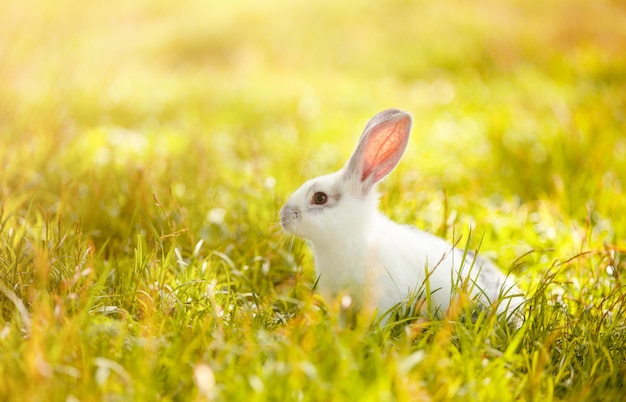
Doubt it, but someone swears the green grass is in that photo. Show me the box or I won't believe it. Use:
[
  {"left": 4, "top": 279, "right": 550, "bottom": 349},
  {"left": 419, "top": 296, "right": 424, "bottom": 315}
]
[{"left": 1, "top": 0, "right": 625, "bottom": 400}]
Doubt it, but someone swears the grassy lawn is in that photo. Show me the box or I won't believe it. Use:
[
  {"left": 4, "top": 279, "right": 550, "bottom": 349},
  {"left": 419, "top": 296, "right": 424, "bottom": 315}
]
[{"left": 1, "top": 0, "right": 625, "bottom": 400}]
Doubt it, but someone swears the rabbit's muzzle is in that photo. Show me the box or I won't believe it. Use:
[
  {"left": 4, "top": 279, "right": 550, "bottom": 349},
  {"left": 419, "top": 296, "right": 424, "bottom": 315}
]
[{"left": 280, "top": 204, "right": 300, "bottom": 232}]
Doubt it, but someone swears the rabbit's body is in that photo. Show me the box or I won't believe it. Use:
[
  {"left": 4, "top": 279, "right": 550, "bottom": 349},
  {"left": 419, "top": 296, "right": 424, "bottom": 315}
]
[
  {"left": 311, "top": 212, "right": 458, "bottom": 314},
  {"left": 280, "top": 109, "right": 524, "bottom": 321}
]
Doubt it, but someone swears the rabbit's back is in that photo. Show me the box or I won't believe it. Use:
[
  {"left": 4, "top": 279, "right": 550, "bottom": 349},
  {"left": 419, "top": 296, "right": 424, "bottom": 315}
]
[{"left": 358, "top": 215, "right": 522, "bottom": 316}]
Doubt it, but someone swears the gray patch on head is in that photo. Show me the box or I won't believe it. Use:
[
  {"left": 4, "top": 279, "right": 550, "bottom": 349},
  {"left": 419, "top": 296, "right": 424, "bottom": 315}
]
[
  {"left": 331, "top": 182, "right": 343, "bottom": 203},
  {"left": 306, "top": 207, "right": 324, "bottom": 215}
]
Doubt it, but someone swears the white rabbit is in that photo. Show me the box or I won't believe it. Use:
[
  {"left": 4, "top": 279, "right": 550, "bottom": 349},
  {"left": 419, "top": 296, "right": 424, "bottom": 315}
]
[{"left": 280, "top": 108, "right": 524, "bottom": 323}]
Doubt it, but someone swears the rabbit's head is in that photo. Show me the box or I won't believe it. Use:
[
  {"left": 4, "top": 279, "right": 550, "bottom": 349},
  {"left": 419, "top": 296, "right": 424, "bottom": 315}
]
[{"left": 280, "top": 109, "right": 412, "bottom": 245}]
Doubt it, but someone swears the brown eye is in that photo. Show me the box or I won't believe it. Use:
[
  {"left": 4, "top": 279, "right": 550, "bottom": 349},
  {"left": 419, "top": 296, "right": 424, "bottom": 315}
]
[{"left": 312, "top": 192, "right": 328, "bottom": 205}]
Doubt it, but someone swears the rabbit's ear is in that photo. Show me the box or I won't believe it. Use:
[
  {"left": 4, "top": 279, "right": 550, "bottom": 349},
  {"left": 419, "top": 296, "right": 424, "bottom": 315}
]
[{"left": 344, "top": 109, "right": 412, "bottom": 194}]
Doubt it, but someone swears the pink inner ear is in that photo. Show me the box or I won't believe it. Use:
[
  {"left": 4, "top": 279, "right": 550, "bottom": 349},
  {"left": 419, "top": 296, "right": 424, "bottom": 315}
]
[{"left": 361, "top": 119, "right": 409, "bottom": 183}]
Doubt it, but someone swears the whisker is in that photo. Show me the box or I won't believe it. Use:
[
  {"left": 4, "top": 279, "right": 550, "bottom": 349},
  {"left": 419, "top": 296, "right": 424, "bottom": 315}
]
[
  {"left": 287, "top": 233, "right": 295, "bottom": 255},
  {"left": 267, "top": 218, "right": 285, "bottom": 235},
  {"left": 280, "top": 234, "right": 298, "bottom": 267}
]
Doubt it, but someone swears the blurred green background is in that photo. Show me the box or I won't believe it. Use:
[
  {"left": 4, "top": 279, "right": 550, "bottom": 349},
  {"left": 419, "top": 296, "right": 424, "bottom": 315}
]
[
  {"left": 2, "top": 0, "right": 625, "bottom": 288},
  {"left": 3, "top": 2, "right": 624, "bottom": 195},
  {"left": 1, "top": 0, "right": 626, "bottom": 400},
  {"left": 2, "top": 0, "right": 625, "bottom": 293}
]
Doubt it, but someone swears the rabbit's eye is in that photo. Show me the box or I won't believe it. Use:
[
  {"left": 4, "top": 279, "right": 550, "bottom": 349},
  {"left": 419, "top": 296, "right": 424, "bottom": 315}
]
[{"left": 312, "top": 192, "right": 328, "bottom": 205}]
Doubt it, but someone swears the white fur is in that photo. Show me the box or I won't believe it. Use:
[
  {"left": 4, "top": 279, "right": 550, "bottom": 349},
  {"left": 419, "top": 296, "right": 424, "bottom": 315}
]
[{"left": 280, "top": 109, "right": 524, "bottom": 322}]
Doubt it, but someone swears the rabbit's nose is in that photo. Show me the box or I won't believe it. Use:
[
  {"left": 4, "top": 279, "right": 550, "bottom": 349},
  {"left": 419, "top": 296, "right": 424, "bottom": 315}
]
[{"left": 280, "top": 204, "right": 300, "bottom": 230}]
